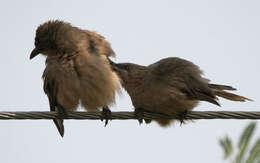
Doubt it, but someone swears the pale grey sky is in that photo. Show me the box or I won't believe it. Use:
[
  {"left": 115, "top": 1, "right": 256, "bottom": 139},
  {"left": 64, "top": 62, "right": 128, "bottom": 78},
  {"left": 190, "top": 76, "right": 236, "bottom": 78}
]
[{"left": 0, "top": 0, "right": 259, "bottom": 162}]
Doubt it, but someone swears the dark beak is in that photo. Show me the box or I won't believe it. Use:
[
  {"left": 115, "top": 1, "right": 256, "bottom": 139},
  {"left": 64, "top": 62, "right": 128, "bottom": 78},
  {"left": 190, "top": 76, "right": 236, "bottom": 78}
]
[
  {"left": 114, "top": 63, "right": 126, "bottom": 69},
  {"left": 30, "top": 48, "right": 40, "bottom": 59},
  {"left": 107, "top": 58, "right": 116, "bottom": 66},
  {"left": 108, "top": 58, "right": 120, "bottom": 72}
]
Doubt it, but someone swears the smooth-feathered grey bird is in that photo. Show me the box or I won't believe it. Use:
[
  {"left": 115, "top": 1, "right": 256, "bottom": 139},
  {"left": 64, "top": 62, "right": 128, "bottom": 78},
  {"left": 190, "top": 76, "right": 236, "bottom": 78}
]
[
  {"left": 30, "top": 20, "right": 120, "bottom": 137},
  {"left": 110, "top": 57, "right": 252, "bottom": 126}
]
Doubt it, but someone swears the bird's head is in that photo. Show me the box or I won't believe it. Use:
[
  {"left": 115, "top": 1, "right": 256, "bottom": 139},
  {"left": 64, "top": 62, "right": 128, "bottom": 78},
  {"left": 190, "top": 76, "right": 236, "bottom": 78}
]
[
  {"left": 30, "top": 20, "right": 78, "bottom": 59},
  {"left": 111, "top": 62, "right": 148, "bottom": 86}
]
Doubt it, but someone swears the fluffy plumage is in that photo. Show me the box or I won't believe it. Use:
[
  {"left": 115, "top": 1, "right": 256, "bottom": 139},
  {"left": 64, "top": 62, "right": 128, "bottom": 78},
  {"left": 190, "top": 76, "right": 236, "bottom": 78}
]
[{"left": 30, "top": 20, "right": 120, "bottom": 136}]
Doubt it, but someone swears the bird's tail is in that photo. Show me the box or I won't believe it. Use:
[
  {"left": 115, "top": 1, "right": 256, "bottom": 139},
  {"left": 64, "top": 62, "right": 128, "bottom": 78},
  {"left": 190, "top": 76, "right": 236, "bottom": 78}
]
[
  {"left": 213, "top": 90, "right": 252, "bottom": 102},
  {"left": 54, "top": 104, "right": 66, "bottom": 137},
  {"left": 53, "top": 119, "right": 64, "bottom": 137},
  {"left": 208, "top": 84, "right": 236, "bottom": 91},
  {"left": 210, "top": 84, "right": 252, "bottom": 102}
]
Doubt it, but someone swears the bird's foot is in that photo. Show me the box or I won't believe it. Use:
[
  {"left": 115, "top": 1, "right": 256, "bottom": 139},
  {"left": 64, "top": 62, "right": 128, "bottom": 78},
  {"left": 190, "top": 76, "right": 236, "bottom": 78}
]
[
  {"left": 135, "top": 108, "right": 147, "bottom": 125},
  {"left": 178, "top": 110, "right": 188, "bottom": 126},
  {"left": 101, "top": 106, "right": 111, "bottom": 127}
]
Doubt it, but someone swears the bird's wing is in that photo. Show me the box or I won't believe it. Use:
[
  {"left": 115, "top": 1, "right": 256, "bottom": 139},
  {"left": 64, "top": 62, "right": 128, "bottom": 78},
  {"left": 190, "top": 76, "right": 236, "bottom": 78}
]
[
  {"left": 149, "top": 57, "right": 220, "bottom": 106},
  {"left": 83, "top": 30, "right": 115, "bottom": 57},
  {"left": 43, "top": 68, "right": 64, "bottom": 137}
]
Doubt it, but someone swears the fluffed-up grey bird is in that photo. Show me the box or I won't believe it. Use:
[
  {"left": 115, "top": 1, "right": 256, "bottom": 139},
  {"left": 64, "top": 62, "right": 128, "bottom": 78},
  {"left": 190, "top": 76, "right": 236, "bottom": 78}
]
[
  {"left": 109, "top": 57, "right": 252, "bottom": 126},
  {"left": 30, "top": 20, "right": 120, "bottom": 137}
]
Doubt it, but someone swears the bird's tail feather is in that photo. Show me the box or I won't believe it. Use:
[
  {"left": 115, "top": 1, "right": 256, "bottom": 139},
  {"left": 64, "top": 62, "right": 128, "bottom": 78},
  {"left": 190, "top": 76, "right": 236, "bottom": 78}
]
[
  {"left": 208, "top": 84, "right": 236, "bottom": 91},
  {"left": 213, "top": 89, "right": 252, "bottom": 102},
  {"left": 53, "top": 119, "right": 64, "bottom": 137}
]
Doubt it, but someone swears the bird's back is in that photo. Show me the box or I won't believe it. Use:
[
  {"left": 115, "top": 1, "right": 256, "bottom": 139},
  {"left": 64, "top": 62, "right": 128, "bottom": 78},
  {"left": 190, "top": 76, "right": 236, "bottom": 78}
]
[
  {"left": 83, "top": 30, "right": 115, "bottom": 57},
  {"left": 147, "top": 57, "right": 219, "bottom": 107},
  {"left": 148, "top": 57, "right": 203, "bottom": 81}
]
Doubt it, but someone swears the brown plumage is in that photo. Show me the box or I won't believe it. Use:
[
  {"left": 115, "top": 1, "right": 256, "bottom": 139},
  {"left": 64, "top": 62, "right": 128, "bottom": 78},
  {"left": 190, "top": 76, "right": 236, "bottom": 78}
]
[
  {"left": 110, "top": 57, "right": 252, "bottom": 126},
  {"left": 30, "top": 20, "right": 120, "bottom": 137}
]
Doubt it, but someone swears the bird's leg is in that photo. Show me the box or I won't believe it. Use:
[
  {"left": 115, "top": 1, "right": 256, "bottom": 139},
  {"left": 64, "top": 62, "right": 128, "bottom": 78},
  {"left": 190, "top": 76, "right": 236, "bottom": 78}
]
[
  {"left": 101, "top": 106, "right": 111, "bottom": 127},
  {"left": 178, "top": 110, "right": 188, "bottom": 126},
  {"left": 135, "top": 108, "right": 153, "bottom": 125}
]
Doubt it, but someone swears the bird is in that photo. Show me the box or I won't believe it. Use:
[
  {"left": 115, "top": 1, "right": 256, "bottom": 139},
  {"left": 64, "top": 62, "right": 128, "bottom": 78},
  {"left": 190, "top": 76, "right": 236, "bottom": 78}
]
[
  {"left": 30, "top": 20, "right": 120, "bottom": 137},
  {"left": 109, "top": 57, "right": 252, "bottom": 126}
]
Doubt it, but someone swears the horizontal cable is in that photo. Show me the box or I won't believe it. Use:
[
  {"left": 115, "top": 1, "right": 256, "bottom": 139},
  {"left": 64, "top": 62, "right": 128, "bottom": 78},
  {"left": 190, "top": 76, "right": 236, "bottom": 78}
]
[{"left": 0, "top": 111, "right": 259, "bottom": 120}]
